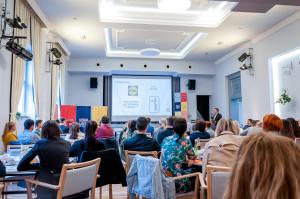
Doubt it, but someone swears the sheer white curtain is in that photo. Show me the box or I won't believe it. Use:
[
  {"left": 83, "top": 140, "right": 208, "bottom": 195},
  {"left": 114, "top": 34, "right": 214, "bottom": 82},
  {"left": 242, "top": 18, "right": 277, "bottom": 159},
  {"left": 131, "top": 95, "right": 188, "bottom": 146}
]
[
  {"left": 10, "top": 0, "right": 30, "bottom": 122},
  {"left": 31, "top": 16, "right": 42, "bottom": 119}
]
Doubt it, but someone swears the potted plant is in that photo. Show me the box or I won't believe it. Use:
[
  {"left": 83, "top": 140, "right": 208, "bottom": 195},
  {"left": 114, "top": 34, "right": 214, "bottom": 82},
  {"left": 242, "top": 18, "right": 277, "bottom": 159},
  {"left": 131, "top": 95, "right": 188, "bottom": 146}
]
[{"left": 276, "top": 90, "right": 291, "bottom": 105}]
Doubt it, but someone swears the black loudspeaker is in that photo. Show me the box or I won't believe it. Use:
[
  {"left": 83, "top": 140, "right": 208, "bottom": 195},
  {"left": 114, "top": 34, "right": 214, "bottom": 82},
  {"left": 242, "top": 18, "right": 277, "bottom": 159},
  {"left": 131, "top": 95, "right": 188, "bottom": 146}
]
[
  {"left": 188, "top": 79, "right": 196, "bottom": 90},
  {"left": 90, "top": 77, "right": 98, "bottom": 88}
]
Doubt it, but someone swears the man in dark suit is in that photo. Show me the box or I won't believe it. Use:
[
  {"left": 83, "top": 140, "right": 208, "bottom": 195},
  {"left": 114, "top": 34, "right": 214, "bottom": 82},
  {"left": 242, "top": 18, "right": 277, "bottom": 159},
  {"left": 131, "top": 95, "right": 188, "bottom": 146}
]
[
  {"left": 156, "top": 116, "right": 175, "bottom": 146},
  {"left": 211, "top": 107, "right": 222, "bottom": 129}
]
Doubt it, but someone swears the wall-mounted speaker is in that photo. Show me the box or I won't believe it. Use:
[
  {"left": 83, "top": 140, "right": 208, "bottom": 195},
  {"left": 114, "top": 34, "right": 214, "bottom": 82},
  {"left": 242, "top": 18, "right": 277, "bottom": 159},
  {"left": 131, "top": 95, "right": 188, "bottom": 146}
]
[
  {"left": 90, "top": 77, "right": 98, "bottom": 88},
  {"left": 188, "top": 79, "right": 196, "bottom": 90}
]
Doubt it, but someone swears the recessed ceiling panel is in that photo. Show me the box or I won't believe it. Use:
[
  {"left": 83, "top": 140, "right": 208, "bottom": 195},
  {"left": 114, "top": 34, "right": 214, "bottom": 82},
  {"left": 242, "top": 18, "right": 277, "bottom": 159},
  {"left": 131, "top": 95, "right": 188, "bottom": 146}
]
[
  {"left": 105, "top": 27, "right": 207, "bottom": 59},
  {"left": 111, "top": 29, "right": 193, "bottom": 51},
  {"left": 99, "top": 0, "right": 237, "bottom": 27}
]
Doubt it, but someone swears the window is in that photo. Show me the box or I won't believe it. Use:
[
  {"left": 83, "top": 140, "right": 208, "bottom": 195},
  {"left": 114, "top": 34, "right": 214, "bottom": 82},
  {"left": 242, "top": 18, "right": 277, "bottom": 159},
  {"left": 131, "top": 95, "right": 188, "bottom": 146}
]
[{"left": 17, "top": 46, "right": 36, "bottom": 118}]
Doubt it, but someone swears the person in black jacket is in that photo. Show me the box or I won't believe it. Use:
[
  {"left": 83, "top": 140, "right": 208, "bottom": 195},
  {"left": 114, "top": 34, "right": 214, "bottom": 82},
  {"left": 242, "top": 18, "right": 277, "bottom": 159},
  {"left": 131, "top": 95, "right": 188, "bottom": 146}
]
[
  {"left": 17, "top": 120, "right": 71, "bottom": 199},
  {"left": 69, "top": 121, "right": 105, "bottom": 160},
  {"left": 189, "top": 120, "right": 210, "bottom": 147}
]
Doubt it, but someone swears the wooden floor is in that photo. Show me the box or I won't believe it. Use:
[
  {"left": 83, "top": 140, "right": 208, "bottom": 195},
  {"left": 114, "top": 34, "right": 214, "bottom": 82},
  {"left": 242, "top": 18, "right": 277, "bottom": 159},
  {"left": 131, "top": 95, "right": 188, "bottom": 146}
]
[{"left": 5, "top": 184, "right": 128, "bottom": 199}]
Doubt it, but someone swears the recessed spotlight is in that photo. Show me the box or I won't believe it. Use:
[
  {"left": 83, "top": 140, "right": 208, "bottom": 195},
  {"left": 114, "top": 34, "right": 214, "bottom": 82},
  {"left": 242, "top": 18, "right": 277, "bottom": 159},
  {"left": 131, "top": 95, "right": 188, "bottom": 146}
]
[
  {"left": 188, "top": 65, "right": 192, "bottom": 69},
  {"left": 166, "top": 65, "right": 170, "bottom": 68},
  {"left": 120, "top": 64, "right": 124, "bottom": 67},
  {"left": 144, "top": 64, "right": 147, "bottom": 68},
  {"left": 96, "top": 63, "right": 100, "bottom": 67}
]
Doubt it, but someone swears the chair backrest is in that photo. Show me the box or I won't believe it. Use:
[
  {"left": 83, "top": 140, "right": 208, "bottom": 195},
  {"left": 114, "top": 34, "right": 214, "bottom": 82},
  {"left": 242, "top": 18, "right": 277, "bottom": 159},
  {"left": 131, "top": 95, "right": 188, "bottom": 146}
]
[
  {"left": 195, "top": 138, "right": 210, "bottom": 149},
  {"left": 295, "top": 138, "right": 300, "bottom": 145},
  {"left": 99, "top": 137, "right": 118, "bottom": 151},
  {"left": 57, "top": 158, "right": 100, "bottom": 198},
  {"left": 207, "top": 166, "right": 231, "bottom": 199},
  {"left": 124, "top": 150, "right": 158, "bottom": 174}
]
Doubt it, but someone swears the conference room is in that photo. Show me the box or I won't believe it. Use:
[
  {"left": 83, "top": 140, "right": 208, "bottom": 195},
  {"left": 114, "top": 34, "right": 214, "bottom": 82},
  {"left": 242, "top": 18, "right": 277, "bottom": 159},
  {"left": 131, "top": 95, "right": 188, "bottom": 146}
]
[{"left": 0, "top": 0, "right": 300, "bottom": 198}]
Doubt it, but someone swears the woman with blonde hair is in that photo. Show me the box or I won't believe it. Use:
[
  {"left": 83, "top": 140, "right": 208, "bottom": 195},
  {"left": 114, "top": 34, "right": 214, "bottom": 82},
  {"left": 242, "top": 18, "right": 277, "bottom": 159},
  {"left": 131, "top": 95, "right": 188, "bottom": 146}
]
[
  {"left": 202, "top": 118, "right": 242, "bottom": 178},
  {"left": 2, "top": 122, "right": 18, "bottom": 150},
  {"left": 224, "top": 133, "right": 300, "bottom": 199}
]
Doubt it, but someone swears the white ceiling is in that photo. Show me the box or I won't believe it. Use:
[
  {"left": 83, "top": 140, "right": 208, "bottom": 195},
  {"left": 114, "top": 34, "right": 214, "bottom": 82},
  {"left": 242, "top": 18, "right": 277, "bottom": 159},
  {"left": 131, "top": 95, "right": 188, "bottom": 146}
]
[{"left": 35, "top": 0, "right": 300, "bottom": 61}]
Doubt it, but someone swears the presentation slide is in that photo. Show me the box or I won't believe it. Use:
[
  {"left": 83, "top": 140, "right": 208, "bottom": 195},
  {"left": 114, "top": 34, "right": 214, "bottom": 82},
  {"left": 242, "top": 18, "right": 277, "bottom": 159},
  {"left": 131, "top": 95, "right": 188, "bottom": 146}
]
[{"left": 111, "top": 76, "right": 172, "bottom": 121}]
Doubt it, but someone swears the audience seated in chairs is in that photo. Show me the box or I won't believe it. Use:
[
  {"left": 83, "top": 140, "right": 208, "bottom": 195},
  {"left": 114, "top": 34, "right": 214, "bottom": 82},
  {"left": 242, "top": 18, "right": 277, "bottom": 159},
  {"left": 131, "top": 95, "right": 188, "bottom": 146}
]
[
  {"left": 32, "top": 120, "right": 43, "bottom": 138},
  {"left": 59, "top": 118, "right": 69, "bottom": 134},
  {"left": 161, "top": 117, "right": 196, "bottom": 193},
  {"left": 2, "top": 122, "right": 18, "bottom": 151},
  {"left": 95, "top": 116, "right": 114, "bottom": 139},
  {"left": 65, "top": 122, "right": 84, "bottom": 143},
  {"left": 124, "top": 117, "right": 160, "bottom": 152},
  {"left": 189, "top": 120, "right": 210, "bottom": 147},
  {"left": 224, "top": 133, "right": 300, "bottom": 199},
  {"left": 17, "top": 120, "right": 71, "bottom": 199},
  {"left": 153, "top": 118, "right": 167, "bottom": 140},
  {"left": 119, "top": 120, "right": 137, "bottom": 144},
  {"left": 156, "top": 116, "right": 175, "bottom": 146},
  {"left": 70, "top": 121, "right": 105, "bottom": 161},
  {"left": 202, "top": 118, "right": 242, "bottom": 179},
  {"left": 205, "top": 121, "right": 215, "bottom": 138},
  {"left": 146, "top": 117, "right": 155, "bottom": 136},
  {"left": 18, "top": 119, "right": 39, "bottom": 144}
]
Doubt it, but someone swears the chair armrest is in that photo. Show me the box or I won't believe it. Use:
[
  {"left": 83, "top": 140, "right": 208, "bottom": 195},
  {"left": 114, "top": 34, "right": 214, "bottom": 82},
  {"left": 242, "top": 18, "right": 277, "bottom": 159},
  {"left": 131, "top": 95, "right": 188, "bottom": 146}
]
[
  {"left": 198, "top": 173, "right": 207, "bottom": 189},
  {"left": 172, "top": 172, "right": 200, "bottom": 181},
  {"left": 25, "top": 178, "right": 59, "bottom": 190}
]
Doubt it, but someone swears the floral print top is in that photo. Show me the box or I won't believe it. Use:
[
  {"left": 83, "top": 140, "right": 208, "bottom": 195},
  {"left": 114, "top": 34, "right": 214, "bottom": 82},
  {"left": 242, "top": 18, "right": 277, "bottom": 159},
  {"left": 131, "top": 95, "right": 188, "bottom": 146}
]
[{"left": 161, "top": 134, "right": 196, "bottom": 193}]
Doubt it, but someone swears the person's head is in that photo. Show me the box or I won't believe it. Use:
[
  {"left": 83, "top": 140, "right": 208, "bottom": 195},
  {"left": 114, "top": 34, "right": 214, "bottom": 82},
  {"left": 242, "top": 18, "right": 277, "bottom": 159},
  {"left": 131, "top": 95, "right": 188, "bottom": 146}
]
[
  {"left": 2, "top": 122, "right": 16, "bottom": 140},
  {"left": 101, "top": 116, "right": 110, "bottom": 125},
  {"left": 193, "top": 121, "right": 206, "bottom": 132},
  {"left": 232, "top": 120, "right": 241, "bottom": 135},
  {"left": 173, "top": 117, "right": 187, "bottom": 139},
  {"left": 224, "top": 133, "right": 300, "bottom": 199},
  {"left": 215, "top": 118, "right": 235, "bottom": 136},
  {"left": 84, "top": 120, "right": 98, "bottom": 151},
  {"left": 255, "top": 121, "right": 262, "bottom": 128},
  {"left": 136, "top": 117, "right": 148, "bottom": 133},
  {"left": 262, "top": 114, "right": 283, "bottom": 133},
  {"left": 127, "top": 120, "right": 137, "bottom": 131},
  {"left": 35, "top": 120, "right": 43, "bottom": 129},
  {"left": 212, "top": 107, "right": 219, "bottom": 114},
  {"left": 280, "top": 119, "right": 295, "bottom": 140},
  {"left": 24, "top": 119, "right": 35, "bottom": 131},
  {"left": 69, "top": 122, "right": 80, "bottom": 140},
  {"left": 159, "top": 118, "right": 167, "bottom": 129},
  {"left": 286, "top": 118, "right": 300, "bottom": 138},
  {"left": 55, "top": 119, "right": 60, "bottom": 124},
  {"left": 60, "top": 118, "right": 66, "bottom": 125},
  {"left": 246, "top": 119, "right": 253, "bottom": 126},
  {"left": 166, "top": 116, "right": 175, "bottom": 127},
  {"left": 41, "top": 120, "right": 61, "bottom": 139}
]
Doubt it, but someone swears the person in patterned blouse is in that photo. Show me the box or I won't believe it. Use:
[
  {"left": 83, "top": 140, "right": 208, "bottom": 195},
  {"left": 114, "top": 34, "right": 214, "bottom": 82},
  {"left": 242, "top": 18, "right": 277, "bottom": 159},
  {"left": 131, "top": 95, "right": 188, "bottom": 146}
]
[{"left": 161, "top": 117, "right": 196, "bottom": 193}]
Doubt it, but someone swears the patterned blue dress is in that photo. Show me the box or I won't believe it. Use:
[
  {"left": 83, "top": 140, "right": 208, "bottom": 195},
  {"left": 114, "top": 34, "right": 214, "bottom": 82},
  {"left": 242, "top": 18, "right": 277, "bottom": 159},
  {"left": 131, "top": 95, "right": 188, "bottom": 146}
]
[{"left": 161, "top": 134, "right": 196, "bottom": 193}]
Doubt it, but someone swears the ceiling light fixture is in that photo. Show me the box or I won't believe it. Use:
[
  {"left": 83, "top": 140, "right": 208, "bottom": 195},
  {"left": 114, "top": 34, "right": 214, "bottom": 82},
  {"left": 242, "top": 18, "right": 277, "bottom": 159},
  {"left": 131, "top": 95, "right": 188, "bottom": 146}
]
[
  {"left": 140, "top": 48, "right": 161, "bottom": 57},
  {"left": 158, "top": 0, "right": 191, "bottom": 12}
]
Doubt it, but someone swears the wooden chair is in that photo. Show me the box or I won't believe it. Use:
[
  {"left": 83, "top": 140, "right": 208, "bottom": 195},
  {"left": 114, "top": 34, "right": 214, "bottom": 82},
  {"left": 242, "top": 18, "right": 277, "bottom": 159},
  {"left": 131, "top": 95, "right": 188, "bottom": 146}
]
[
  {"left": 199, "top": 166, "right": 231, "bottom": 199},
  {"left": 173, "top": 172, "right": 201, "bottom": 199},
  {"left": 25, "top": 158, "right": 101, "bottom": 199},
  {"left": 124, "top": 150, "right": 158, "bottom": 174},
  {"left": 194, "top": 139, "right": 210, "bottom": 150}
]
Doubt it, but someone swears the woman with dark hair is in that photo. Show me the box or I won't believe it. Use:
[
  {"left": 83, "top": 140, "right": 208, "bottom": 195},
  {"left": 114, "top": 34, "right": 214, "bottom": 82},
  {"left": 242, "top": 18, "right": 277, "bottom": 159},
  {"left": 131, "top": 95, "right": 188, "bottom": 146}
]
[
  {"left": 70, "top": 121, "right": 105, "bottom": 160},
  {"left": 17, "top": 120, "right": 71, "bottom": 199},
  {"left": 65, "top": 122, "right": 84, "bottom": 143},
  {"left": 280, "top": 119, "right": 295, "bottom": 140},
  {"left": 286, "top": 118, "right": 300, "bottom": 138},
  {"left": 161, "top": 117, "right": 196, "bottom": 193}
]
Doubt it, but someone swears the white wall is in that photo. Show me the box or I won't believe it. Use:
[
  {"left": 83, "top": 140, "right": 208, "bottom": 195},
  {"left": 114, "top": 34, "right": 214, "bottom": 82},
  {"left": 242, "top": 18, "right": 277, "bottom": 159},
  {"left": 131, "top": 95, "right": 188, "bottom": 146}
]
[
  {"left": 66, "top": 73, "right": 104, "bottom": 106},
  {"left": 212, "top": 17, "right": 300, "bottom": 121},
  {"left": 180, "top": 75, "right": 213, "bottom": 120},
  {"left": 65, "top": 58, "right": 216, "bottom": 120}
]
